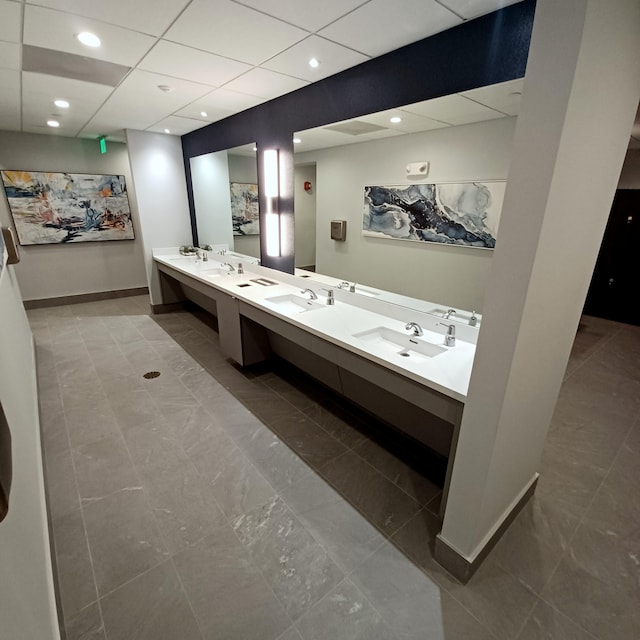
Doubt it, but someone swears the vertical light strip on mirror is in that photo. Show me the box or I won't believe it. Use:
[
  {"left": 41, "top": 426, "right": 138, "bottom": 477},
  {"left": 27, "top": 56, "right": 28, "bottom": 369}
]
[{"left": 263, "top": 149, "right": 281, "bottom": 257}]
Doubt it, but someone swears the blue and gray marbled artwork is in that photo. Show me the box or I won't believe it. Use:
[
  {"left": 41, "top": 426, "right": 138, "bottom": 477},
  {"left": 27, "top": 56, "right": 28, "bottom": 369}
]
[{"left": 363, "top": 182, "right": 506, "bottom": 249}]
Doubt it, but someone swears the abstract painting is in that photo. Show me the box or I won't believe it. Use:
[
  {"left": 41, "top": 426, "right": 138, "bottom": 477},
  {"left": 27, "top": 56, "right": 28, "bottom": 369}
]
[
  {"left": 1, "top": 171, "right": 134, "bottom": 245},
  {"left": 230, "top": 182, "right": 259, "bottom": 236},
  {"left": 363, "top": 181, "right": 506, "bottom": 249}
]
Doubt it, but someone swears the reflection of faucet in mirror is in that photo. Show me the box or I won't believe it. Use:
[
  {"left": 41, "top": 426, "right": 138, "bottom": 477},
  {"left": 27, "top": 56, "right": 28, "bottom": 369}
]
[
  {"left": 300, "top": 288, "right": 318, "bottom": 300},
  {"left": 338, "top": 281, "right": 357, "bottom": 293},
  {"left": 405, "top": 322, "right": 423, "bottom": 337}
]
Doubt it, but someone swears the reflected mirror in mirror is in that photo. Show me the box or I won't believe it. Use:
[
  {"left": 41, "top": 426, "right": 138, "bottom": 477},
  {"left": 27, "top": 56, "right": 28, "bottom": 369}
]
[
  {"left": 293, "top": 78, "right": 524, "bottom": 324},
  {"left": 191, "top": 142, "right": 260, "bottom": 261}
]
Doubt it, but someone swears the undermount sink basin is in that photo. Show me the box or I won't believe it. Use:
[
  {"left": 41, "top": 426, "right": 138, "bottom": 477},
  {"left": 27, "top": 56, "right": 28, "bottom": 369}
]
[
  {"left": 264, "top": 294, "right": 324, "bottom": 313},
  {"left": 199, "top": 267, "right": 228, "bottom": 278},
  {"left": 353, "top": 326, "right": 446, "bottom": 359}
]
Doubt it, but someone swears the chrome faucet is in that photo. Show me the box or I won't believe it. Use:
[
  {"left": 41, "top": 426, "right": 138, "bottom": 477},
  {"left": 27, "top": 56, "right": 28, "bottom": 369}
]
[
  {"left": 221, "top": 262, "right": 235, "bottom": 272},
  {"left": 444, "top": 309, "right": 457, "bottom": 320},
  {"left": 405, "top": 322, "right": 423, "bottom": 337},
  {"left": 300, "top": 288, "right": 318, "bottom": 300}
]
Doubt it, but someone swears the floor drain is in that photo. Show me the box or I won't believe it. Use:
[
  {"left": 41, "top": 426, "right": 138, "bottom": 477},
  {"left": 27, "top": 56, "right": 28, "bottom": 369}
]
[{"left": 143, "top": 371, "right": 161, "bottom": 379}]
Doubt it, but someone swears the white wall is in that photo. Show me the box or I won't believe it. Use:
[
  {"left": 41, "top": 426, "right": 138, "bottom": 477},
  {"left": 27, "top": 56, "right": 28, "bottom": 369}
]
[
  {"left": 191, "top": 151, "right": 234, "bottom": 249},
  {"left": 294, "top": 164, "right": 316, "bottom": 268},
  {"left": 618, "top": 148, "right": 640, "bottom": 188},
  {"left": 228, "top": 153, "right": 260, "bottom": 259},
  {"left": 295, "top": 117, "right": 516, "bottom": 312},
  {"left": 0, "top": 131, "right": 147, "bottom": 302},
  {"left": 0, "top": 268, "right": 60, "bottom": 640},
  {"left": 125, "top": 130, "right": 193, "bottom": 305}
]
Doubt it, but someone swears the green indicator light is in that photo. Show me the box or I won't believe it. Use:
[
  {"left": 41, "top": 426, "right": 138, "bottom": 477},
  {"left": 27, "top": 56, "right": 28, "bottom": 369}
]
[{"left": 99, "top": 136, "right": 107, "bottom": 154}]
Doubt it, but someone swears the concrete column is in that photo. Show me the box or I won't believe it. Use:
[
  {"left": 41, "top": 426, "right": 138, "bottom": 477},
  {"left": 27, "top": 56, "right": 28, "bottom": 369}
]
[{"left": 436, "top": 0, "right": 640, "bottom": 580}]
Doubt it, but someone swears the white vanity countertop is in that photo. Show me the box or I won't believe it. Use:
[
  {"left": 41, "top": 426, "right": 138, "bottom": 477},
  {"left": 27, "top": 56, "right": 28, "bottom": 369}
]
[{"left": 154, "top": 252, "right": 476, "bottom": 402}]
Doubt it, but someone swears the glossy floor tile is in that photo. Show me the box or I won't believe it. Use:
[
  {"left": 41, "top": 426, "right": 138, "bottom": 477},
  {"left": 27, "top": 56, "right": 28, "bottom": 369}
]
[{"left": 32, "top": 298, "right": 640, "bottom": 640}]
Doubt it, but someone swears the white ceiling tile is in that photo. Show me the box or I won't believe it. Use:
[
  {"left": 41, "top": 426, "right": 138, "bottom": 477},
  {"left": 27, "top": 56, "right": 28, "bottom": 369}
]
[
  {"left": 0, "top": 41, "right": 21, "bottom": 70},
  {"left": 22, "top": 119, "right": 84, "bottom": 137},
  {"left": 173, "top": 105, "right": 234, "bottom": 124},
  {"left": 139, "top": 40, "right": 251, "bottom": 87},
  {"left": 223, "top": 68, "right": 308, "bottom": 100},
  {"left": 29, "top": 0, "right": 190, "bottom": 36},
  {"left": 361, "top": 108, "right": 449, "bottom": 133},
  {"left": 402, "top": 94, "right": 505, "bottom": 125},
  {"left": 164, "top": 0, "right": 308, "bottom": 65},
  {"left": 294, "top": 127, "right": 362, "bottom": 151},
  {"left": 0, "top": 112, "right": 20, "bottom": 131},
  {"left": 87, "top": 69, "right": 214, "bottom": 132},
  {"left": 22, "top": 105, "right": 85, "bottom": 136},
  {"left": 436, "top": 0, "right": 522, "bottom": 20},
  {"left": 22, "top": 72, "right": 113, "bottom": 107},
  {"left": 77, "top": 118, "right": 128, "bottom": 141},
  {"left": 0, "top": 0, "right": 22, "bottom": 43},
  {"left": 262, "top": 35, "right": 369, "bottom": 82},
  {"left": 0, "top": 68, "right": 20, "bottom": 131},
  {"left": 174, "top": 87, "right": 265, "bottom": 122},
  {"left": 183, "top": 88, "right": 264, "bottom": 113},
  {"left": 237, "top": 0, "right": 367, "bottom": 32},
  {"left": 20, "top": 72, "right": 111, "bottom": 135},
  {"left": 460, "top": 78, "right": 524, "bottom": 115},
  {"left": 146, "top": 115, "right": 206, "bottom": 136},
  {"left": 23, "top": 4, "right": 157, "bottom": 67},
  {"left": 319, "top": 0, "right": 462, "bottom": 57}
]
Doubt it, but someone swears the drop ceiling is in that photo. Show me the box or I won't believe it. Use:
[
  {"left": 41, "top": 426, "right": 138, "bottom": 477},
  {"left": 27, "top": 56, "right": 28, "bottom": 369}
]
[
  {"left": 0, "top": 0, "right": 527, "bottom": 142},
  {"left": 1, "top": 1, "right": 637, "bottom": 148}
]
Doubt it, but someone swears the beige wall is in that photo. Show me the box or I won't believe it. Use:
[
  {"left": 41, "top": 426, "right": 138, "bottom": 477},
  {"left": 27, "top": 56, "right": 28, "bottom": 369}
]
[
  {"left": 0, "top": 268, "right": 60, "bottom": 639},
  {"left": 0, "top": 131, "right": 147, "bottom": 301}
]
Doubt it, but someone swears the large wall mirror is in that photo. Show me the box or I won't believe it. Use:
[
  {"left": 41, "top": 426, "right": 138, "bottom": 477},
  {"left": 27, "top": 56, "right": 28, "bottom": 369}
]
[
  {"left": 293, "top": 78, "right": 524, "bottom": 318},
  {"left": 191, "top": 143, "right": 260, "bottom": 260}
]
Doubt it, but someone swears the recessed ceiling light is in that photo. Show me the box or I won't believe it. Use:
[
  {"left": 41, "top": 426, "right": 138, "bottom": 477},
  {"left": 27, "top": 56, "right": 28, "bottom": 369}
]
[
  {"left": 252, "top": 146, "right": 258, "bottom": 151},
  {"left": 293, "top": 137, "right": 301, "bottom": 144},
  {"left": 76, "top": 32, "right": 101, "bottom": 48},
  {"left": 157, "top": 85, "right": 174, "bottom": 93},
  {"left": 54, "top": 99, "right": 70, "bottom": 109},
  {"left": 164, "top": 129, "right": 170, "bottom": 134},
  {"left": 390, "top": 116, "right": 402, "bottom": 123},
  {"left": 200, "top": 111, "right": 208, "bottom": 117},
  {"left": 47, "top": 120, "right": 60, "bottom": 128},
  {"left": 308, "top": 58, "right": 320, "bottom": 68}
]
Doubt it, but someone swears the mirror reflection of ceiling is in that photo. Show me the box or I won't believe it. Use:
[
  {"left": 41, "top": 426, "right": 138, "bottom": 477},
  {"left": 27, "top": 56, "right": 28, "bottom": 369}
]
[{"left": 294, "top": 78, "right": 524, "bottom": 152}]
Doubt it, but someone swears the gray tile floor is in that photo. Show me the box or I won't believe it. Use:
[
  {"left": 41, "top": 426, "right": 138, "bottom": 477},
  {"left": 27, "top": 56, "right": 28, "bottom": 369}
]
[{"left": 30, "top": 296, "right": 640, "bottom": 640}]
